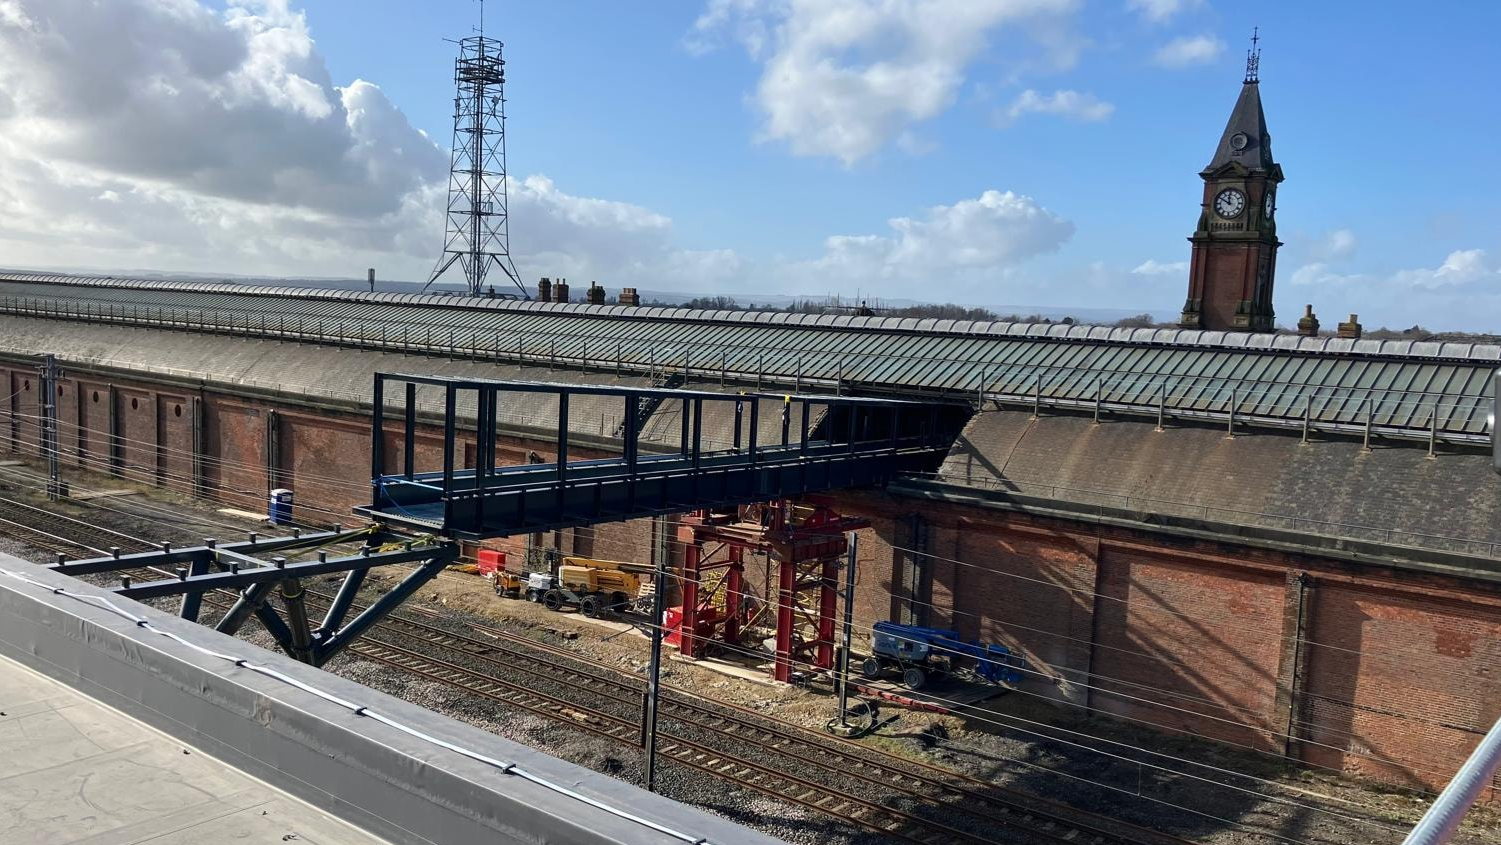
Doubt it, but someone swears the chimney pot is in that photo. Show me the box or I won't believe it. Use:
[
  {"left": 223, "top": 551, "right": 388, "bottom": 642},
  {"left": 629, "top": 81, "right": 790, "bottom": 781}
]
[
  {"left": 537, "top": 277, "right": 552, "bottom": 302},
  {"left": 1296, "top": 304, "right": 1320, "bottom": 337},
  {"left": 618, "top": 287, "right": 640, "bottom": 307},
  {"left": 1337, "top": 313, "right": 1363, "bottom": 341},
  {"left": 553, "top": 279, "right": 570, "bottom": 303}
]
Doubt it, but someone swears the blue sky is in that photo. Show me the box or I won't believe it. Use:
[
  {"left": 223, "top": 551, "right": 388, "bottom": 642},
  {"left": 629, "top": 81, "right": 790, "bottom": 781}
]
[{"left": 0, "top": 1, "right": 1497, "bottom": 329}]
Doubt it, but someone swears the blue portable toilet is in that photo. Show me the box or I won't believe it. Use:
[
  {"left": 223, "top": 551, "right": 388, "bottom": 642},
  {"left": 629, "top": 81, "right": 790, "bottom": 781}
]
[{"left": 269, "top": 488, "right": 294, "bottom": 525}]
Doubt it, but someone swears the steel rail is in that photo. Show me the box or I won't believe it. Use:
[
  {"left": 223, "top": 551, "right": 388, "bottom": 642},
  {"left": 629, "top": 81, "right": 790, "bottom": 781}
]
[
  {"left": 334, "top": 635, "right": 1039, "bottom": 845},
  {"left": 0, "top": 498, "right": 1195, "bottom": 845},
  {"left": 297, "top": 589, "right": 1189, "bottom": 845}
]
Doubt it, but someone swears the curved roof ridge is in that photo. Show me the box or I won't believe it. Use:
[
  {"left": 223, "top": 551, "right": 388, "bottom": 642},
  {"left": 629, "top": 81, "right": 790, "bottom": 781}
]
[{"left": 2, "top": 269, "right": 1496, "bottom": 362}]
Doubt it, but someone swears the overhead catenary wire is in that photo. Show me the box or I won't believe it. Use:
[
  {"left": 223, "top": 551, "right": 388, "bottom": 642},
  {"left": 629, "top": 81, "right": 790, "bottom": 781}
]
[
  {"left": 0, "top": 477, "right": 1424, "bottom": 844},
  {"left": 0, "top": 492, "right": 1424, "bottom": 844},
  {"left": 0, "top": 399, "right": 1476, "bottom": 816},
  {"left": 0, "top": 436, "right": 1481, "bottom": 760},
  {"left": 0, "top": 435, "right": 1479, "bottom": 771},
  {"left": 0, "top": 497, "right": 1358, "bottom": 845}
]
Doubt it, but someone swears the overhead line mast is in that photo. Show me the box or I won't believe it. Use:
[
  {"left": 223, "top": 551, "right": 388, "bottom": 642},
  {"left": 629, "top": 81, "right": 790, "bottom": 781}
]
[{"left": 426, "top": 0, "right": 526, "bottom": 298}]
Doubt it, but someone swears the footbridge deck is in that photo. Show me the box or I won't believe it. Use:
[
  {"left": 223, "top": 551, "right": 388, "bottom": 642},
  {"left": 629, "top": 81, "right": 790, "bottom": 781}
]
[{"left": 356, "top": 374, "right": 965, "bottom": 539}]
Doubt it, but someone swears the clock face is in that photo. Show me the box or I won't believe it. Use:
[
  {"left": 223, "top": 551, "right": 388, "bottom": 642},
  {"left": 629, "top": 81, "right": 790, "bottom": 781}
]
[
  {"left": 1264, "top": 190, "right": 1275, "bottom": 220},
  {"left": 1214, "top": 188, "right": 1246, "bottom": 219},
  {"left": 1230, "top": 132, "right": 1249, "bottom": 151}
]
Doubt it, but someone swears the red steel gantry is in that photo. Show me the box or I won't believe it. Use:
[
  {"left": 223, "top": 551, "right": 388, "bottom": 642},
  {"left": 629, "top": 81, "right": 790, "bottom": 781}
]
[{"left": 674, "top": 501, "right": 867, "bottom": 683}]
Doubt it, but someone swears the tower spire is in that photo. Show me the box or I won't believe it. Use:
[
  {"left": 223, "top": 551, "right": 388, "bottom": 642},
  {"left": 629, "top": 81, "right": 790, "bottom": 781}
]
[{"left": 1244, "top": 27, "right": 1261, "bottom": 83}]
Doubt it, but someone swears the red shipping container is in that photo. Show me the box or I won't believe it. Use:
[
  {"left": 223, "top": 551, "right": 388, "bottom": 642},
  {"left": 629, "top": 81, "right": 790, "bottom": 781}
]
[{"left": 476, "top": 549, "right": 506, "bottom": 576}]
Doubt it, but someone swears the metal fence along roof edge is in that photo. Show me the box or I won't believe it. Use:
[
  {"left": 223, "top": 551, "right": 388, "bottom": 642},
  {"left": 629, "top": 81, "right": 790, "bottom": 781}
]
[{"left": 3, "top": 269, "right": 1496, "bottom": 364}]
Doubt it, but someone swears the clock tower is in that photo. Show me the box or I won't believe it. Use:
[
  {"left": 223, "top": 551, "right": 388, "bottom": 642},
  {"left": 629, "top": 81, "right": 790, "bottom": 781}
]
[{"left": 1180, "top": 34, "right": 1283, "bottom": 332}]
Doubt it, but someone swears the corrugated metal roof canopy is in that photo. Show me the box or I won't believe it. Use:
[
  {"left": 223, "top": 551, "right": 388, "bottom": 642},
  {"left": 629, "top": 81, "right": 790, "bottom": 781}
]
[{"left": 0, "top": 271, "right": 1494, "bottom": 441}]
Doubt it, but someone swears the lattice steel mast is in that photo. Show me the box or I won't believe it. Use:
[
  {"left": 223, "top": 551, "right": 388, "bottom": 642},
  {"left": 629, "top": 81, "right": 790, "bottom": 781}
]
[{"left": 427, "top": 4, "right": 525, "bottom": 297}]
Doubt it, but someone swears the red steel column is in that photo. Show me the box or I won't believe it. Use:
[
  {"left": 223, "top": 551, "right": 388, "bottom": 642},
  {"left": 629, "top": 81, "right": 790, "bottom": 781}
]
[
  {"left": 775, "top": 555, "right": 794, "bottom": 683},
  {"left": 723, "top": 546, "right": 744, "bottom": 644},
  {"left": 680, "top": 541, "right": 702, "bottom": 659},
  {"left": 816, "top": 556, "right": 838, "bottom": 670}
]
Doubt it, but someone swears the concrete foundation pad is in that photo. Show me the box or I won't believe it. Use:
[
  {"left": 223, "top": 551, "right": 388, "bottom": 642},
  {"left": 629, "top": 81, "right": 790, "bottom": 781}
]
[
  {"left": 67, "top": 489, "right": 137, "bottom": 501},
  {"left": 670, "top": 652, "right": 787, "bottom": 688}
]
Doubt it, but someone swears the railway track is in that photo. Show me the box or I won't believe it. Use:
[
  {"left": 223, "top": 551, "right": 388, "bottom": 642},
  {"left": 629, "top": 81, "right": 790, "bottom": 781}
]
[
  {"left": 317, "top": 593, "right": 1185, "bottom": 845},
  {"left": 0, "top": 492, "right": 1185, "bottom": 845}
]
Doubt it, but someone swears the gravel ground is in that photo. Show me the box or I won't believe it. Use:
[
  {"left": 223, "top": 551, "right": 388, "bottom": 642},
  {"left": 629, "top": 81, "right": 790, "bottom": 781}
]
[{"left": 1, "top": 457, "right": 1499, "bottom": 845}]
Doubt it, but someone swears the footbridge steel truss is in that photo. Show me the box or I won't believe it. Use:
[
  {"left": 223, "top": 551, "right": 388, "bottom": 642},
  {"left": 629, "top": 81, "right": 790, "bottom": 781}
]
[
  {"left": 48, "top": 527, "right": 459, "bottom": 666},
  {"left": 357, "top": 374, "right": 964, "bottom": 540}
]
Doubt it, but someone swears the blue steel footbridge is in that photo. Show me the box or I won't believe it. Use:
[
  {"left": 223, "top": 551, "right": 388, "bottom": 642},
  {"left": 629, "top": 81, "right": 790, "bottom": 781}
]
[{"left": 356, "top": 374, "right": 968, "bottom": 540}]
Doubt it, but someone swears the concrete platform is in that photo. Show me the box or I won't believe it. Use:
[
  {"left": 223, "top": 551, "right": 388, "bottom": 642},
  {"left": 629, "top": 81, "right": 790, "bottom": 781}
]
[
  {"left": 0, "top": 554, "right": 786, "bottom": 845},
  {"left": 0, "top": 653, "right": 384, "bottom": 845}
]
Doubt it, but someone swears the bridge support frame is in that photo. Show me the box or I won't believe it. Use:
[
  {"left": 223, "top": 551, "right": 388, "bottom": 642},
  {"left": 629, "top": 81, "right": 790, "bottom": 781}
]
[
  {"left": 48, "top": 526, "right": 458, "bottom": 667},
  {"left": 676, "top": 501, "right": 867, "bottom": 683}
]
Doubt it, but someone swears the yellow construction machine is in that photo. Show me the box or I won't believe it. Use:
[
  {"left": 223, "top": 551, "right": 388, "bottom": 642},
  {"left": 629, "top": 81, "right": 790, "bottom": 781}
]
[{"left": 498, "top": 556, "right": 653, "bottom": 618}]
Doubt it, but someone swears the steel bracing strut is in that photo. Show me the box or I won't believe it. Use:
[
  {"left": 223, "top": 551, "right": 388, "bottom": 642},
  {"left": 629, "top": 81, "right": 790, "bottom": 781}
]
[{"left": 48, "top": 526, "right": 458, "bottom": 666}]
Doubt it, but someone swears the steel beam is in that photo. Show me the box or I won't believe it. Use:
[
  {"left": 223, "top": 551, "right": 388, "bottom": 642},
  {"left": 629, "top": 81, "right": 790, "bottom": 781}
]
[
  {"left": 215, "top": 581, "right": 277, "bottom": 637},
  {"left": 774, "top": 555, "right": 795, "bottom": 683},
  {"left": 52, "top": 529, "right": 349, "bottom": 576},
  {"left": 679, "top": 542, "right": 701, "bottom": 660},
  {"left": 113, "top": 542, "right": 451, "bottom": 600},
  {"left": 318, "top": 567, "right": 368, "bottom": 637},
  {"left": 314, "top": 552, "right": 457, "bottom": 664},
  {"left": 176, "top": 556, "right": 212, "bottom": 622},
  {"left": 280, "top": 578, "right": 315, "bottom": 664},
  {"left": 364, "top": 374, "right": 961, "bottom": 541}
]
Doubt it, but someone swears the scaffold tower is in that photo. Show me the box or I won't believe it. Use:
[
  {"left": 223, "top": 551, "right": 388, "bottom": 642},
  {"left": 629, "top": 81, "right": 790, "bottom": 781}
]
[{"left": 427, "top": 24, "right": 526, "bottom": 298}]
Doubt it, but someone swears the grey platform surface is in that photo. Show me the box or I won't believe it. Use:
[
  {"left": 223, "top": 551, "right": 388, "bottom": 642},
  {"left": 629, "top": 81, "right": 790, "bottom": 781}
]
[
  {"left": 0, "top": 554, "right": 785, "bottom": 845},
  {"left": 0, "top": 652, "right": 384, "bottom": 845}
]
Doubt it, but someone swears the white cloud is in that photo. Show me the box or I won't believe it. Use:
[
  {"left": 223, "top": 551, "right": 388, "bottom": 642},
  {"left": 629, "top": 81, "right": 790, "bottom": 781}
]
[
  {"left": 1288, "top": 262, "right": 1355, "bottom": 288},
  {"left": 1152, "top": 35, "right": 1224, "bottom": 68},
  {"left": 1126, "top": 0, "right": 1202, "bottom": 23},
  {"left": 1392, "top": 248, "right": 1496, "bottom": 289},
  {"left": 508, "top": 174, "right": 740, "bottom": 287},
  {"left": 0, "top": 0, "right": 441, "bottom": 218},
  {"left": 0, "top": 0, "right": 742, "bottom": 293},
  {"left": 1285, "top": 249, "right": 1500, "bottom": 330},
  {"left": 688, "top": 0, "right": 1082, "bottom": 165},
  {"left": 1314, "top": 228, "right": 1358, "bottom": 261},
  {"left": 682, "top": 0, "right": 772, "bottom": 58},
  {"left": 802, "top": 189, "right": 1073, "bottom": 282},
  {"left": 1292, "top": 247, "right": 1494, "bottom": 291},
  {"left": 1002, "top": 89, "right": 1114, "bottom": 124},
  {"left": 1131, "top": 259, "right": 1187, "bottom": 275}
]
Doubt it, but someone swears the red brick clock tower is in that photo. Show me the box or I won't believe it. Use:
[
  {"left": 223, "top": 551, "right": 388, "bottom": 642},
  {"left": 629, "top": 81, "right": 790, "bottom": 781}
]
[{"left": 1180, "top": 35, "right": 1283, "bottom": 332}]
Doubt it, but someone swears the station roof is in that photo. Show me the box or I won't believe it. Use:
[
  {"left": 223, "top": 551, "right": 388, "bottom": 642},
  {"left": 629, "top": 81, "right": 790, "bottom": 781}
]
[{"left": 0, "top": 270, "right": 1495, "bottom": 442}]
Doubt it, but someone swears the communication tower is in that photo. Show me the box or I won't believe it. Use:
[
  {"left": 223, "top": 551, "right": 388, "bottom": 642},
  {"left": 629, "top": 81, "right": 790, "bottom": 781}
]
[{"left": 427, "top": 8, "right": 525, "bottom": 297}]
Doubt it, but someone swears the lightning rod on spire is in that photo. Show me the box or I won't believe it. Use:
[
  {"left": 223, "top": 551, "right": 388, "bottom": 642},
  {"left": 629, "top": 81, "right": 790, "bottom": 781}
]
[{"left": 1245, "top": 27, "right": 1261, "bottom": 83}]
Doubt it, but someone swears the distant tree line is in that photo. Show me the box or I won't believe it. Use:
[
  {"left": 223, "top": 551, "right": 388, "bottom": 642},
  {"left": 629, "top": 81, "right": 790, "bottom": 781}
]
[{"left": 666, "top": 295, "right": 1096, "bottom": 325}]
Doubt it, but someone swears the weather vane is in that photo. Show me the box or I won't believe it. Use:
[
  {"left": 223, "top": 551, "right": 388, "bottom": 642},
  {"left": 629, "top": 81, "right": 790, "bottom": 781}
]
[{"left": 1245, "top": 27, "right": 1261, "bottom": 83}]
